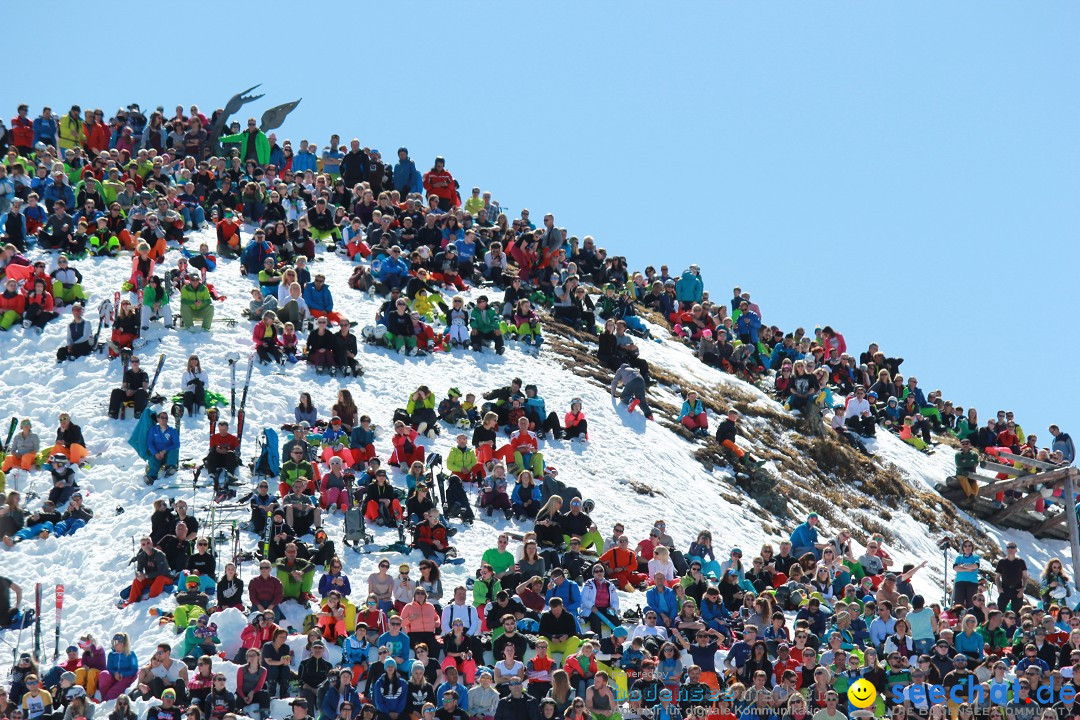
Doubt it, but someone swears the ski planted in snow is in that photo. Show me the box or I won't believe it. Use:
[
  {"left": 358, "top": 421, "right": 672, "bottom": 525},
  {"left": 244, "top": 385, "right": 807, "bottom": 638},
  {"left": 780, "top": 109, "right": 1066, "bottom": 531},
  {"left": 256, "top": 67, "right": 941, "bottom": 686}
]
[
  {"left": 53, "top": 584, "right": 64, "bottom": 660},
  {"left": 235, "top": 354, "right": 254, "bottom": 452},
  {"left": 0, "top": 417, "right": 17, "bottom": 461},
  {"left": 228, "top": 354, "right": 238, "bottom": 419},
  {"left": 33, "top": 583, "right": 41, "bottom": 661},
  {"left": 146, "top": 354, "right": 166, "bottom": 398},
  {"left": 91, "top": 299, "right": 112, "bottom": 354}
]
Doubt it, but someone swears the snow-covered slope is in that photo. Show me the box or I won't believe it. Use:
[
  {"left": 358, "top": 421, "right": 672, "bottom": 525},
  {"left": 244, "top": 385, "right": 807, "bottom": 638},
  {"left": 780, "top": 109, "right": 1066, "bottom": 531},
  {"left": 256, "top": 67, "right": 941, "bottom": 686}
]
[{"left": 0, "top": 229, "right": 1067, "bottom": 702}]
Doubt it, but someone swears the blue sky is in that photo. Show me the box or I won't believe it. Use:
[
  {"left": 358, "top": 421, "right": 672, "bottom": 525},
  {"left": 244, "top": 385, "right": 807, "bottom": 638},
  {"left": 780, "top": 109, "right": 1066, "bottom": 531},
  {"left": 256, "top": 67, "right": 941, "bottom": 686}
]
[{"left": 10, "top": 1, "right": 1079, "bottom": 439}]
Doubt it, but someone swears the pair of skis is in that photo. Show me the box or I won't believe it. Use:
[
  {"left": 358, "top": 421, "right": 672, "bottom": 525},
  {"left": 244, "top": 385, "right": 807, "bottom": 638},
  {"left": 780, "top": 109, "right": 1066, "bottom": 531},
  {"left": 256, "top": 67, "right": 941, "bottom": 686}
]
[
  {"left": 23, "top": 584, "right": 63, "bottom": 663},
  {"left": 230, "top": 354, "right": 254, "bottom": 451}
]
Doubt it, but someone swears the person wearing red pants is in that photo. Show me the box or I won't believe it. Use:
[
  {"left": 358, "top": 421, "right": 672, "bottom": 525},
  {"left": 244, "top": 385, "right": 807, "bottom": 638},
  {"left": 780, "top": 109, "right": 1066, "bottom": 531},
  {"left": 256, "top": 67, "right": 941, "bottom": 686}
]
[
  {"left": 125, "top": 537, "right": 173, "bottom": 606},
  {"left": 389, "top": 421, "right": 424, "bottom": 468},
  {"left": 678, "top": 391, "right": 708, "bottom": 437},
  {"left": 599, "top": 536, "right": 649, "bottom": 591},
  {"left": 363, "top": 470, "right": 403, "bottom": 524}
]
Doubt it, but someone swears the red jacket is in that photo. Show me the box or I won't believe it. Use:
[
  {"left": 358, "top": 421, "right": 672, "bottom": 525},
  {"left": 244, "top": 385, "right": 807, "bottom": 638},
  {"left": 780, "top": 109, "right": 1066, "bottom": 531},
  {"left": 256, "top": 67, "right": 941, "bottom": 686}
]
[
  {"left": 252, "top": 320, "right": 281, "bottom": 346},
  {"left": 509, "top": 429, "right": 539, "bottom": 454},
  {"left": 564, "top": 411, "right": 586, "bottom": 430},
  {"left": 422, "top": 169, "right": 456, "bottom": 202},
  {"left": 25, "top": 290, "right": 55, "bottom": 313},
  {"left": 10, "top": 116, "right": 33, "bottom": 147},
  {"left": 85, "top": 121, "right": 110, "bottom": 155},
  {"left": 0, "top": 292, "right": 26, "bottom": 315},
  {"left": 210, "top": 433, "right": 239, "bottom": 452},
  {"left": 392, "top": 428, "right": 419, "bottom": 452},
  {"left": 415, "top": 523, "right": 447, "bottom": 549}
]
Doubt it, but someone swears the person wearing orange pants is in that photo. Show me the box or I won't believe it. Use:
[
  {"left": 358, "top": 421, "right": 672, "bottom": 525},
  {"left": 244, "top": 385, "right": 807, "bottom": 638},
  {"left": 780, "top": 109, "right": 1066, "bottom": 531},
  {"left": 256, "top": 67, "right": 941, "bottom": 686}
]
[
  {"left": 74, "top": 666, "right": 101, "bottom": 698},
  {"left": 3, "top": 419, "right": 39, "bottom": 472},
  {"left": 363, "top": 470, "right": 403, "bottom": 524},
  {"left": 124, "top": 538, "right": 173, "bottom": 606},
  {"left": 52, "top": 412, "right": 88, "bottom": 465},
  {"left": 599, "top": 539, "right": 649, "bottom": 591}
]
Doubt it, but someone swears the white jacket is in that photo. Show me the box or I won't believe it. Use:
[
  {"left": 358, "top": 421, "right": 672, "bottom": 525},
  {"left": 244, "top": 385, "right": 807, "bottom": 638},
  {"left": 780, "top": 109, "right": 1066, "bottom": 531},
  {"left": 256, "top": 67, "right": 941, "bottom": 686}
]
[{"left": 579, "top": 578, "right": 620, "bottom": 617}]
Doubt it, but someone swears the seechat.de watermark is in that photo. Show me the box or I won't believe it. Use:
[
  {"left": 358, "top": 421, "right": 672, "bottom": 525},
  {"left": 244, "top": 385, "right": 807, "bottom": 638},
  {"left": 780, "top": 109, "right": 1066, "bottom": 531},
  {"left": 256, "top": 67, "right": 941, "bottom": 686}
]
[{"left": 890, "top": 681, "right": 1080, "bottom": 707}]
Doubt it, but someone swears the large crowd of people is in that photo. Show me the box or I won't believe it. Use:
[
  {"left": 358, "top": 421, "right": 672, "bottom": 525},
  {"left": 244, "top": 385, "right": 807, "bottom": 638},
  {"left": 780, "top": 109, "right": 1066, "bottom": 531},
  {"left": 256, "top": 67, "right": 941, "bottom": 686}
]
[{"left": 0, "top": 100, "right": 1078, "bottom": 720}]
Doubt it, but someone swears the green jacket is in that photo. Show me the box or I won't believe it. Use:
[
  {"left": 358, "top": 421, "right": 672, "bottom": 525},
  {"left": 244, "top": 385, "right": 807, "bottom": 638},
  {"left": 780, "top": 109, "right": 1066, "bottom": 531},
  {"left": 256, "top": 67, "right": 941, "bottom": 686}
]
[
  {"left": 180, "top": 283, "right": 211, "bottom": 309},
  {"left": 955, "top": 449, "right": 979, "bottom": 475},
  {"left": 470, "top": 307, "right": 501, "bottom": 334},
  {"left": 143, "top": 284, "right": 169, "bottom": 306},
  {"left": 978, "top": 623, "right": 1008, "bottom": 651},
  {"left": 177, "top": 623, "right": 219, "bottom": 658},
  {"left": 406, "top": 393, "right": 434, "bottom": 416},
  {"left": 219, "top": 129, "right": 270, "bottom": 166}
]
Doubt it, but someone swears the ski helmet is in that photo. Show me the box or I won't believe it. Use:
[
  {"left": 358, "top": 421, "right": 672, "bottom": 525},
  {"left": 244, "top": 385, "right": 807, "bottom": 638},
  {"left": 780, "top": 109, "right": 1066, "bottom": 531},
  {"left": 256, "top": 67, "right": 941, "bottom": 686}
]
[
  {"left": 362, "top": 325, "right": 375, "bottom": 340},
  {"left": 374, "top": 324, "right": 387, "bottom": 340}
]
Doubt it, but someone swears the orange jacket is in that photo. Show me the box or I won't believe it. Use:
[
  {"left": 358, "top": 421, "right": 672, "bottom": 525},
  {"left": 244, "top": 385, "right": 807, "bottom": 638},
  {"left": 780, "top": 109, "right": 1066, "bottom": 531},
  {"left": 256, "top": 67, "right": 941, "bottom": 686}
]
[
  {"left": 399, "top": 600, "right": 440, "bottom": 634},
  {"left": 599, "top": 547, "right": 638, "bottom": 575}
]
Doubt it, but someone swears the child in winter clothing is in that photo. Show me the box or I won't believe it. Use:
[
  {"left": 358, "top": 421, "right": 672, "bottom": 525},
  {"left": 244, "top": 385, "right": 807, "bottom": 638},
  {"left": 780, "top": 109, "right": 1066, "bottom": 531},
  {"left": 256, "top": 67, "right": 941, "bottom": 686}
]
[
  {"left": 563, "top": 399, "right": 589, "bottom": 442},
  {"left": 512, "top": 299, "right": 543, "bottom": 348},
  {"left": 900, "top": 417, "right": 928, "bottom": 451},
  {"left": 281, "top": 322, "right": 299, "bottom": 362},
  {"left": 462, "top": 394, "right": 480, "bottom": 426},
  {"left": 445, "top": 296, "right": 471, "bottom": 348},
  {"left": 438, "top": 388, "right": 469, "bottom": 426},
  {"left": 678, "top": 391, "right": 708, "bottom": 436}
]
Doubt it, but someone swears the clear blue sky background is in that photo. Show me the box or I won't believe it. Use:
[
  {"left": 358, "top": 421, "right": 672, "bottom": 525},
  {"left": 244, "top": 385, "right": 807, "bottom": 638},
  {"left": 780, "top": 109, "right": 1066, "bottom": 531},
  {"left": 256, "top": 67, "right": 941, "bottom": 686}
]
[{"left": 10, "top": 1, "right": 1079, "bottom": 440}]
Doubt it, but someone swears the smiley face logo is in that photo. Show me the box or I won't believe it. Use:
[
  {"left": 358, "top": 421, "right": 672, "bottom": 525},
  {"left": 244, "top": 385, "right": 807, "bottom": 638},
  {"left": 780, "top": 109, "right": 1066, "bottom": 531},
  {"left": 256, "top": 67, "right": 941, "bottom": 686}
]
[{"left": 848, "top": 678, "right": 877, "bottom": 709}]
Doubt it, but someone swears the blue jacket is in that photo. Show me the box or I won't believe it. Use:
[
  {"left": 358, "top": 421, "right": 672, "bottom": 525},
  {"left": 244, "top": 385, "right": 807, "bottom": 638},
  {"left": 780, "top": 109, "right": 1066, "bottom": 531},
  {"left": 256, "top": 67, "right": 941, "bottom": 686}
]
[
  {"left": 43, "top": 181, "right": 76, "bottom": 209},
  {"left": 545, "top": 579, "right": 581, "bottom": 616},
  {"left": 242, "top": 240, "right": 276, "bottom": 273},
  {"left": 372, "top": 674, "right": 407, "bottom": 715},
  {"left": 953, "top": 630, "right": 984, "bottom": 659},
  {"left": 795, "top": 607, "right": 828, "bottom": 637},
  {"left": 789, "top": 521, "right": 818, "bottom": 551},
  {"left": 318, "top": 572, "right": 352, "bottom": 598},
  {"left": 524, "top": 396, "right": 547, "bottom": 420},
  {"left": 645, "top": 586, "right": 679, "bottom": 619},
  {"left": 303, "top": 283, "right": 335, "bottom": 313},
  {"left": 107, "top": 650, "right": 138, "bottom": 676},
  {"left": 734, "top": 310, "right": 761, "bottom": 344},
  {"left": 292, "top": 151, "right": 318, "bottom": 174},
  {"left": 147, "top": 425, "right": 180, "bottom": 456},
  {"left": 904, "top": 386, "right": 929, "bottom": 408},
  {"left": 679, "top": 400, "right": 705, "bottom": 421},
  {"left": 511, "top": 482, "right": 542, "bottom": 506},
  {"left": 675, "top": 270, "right": 703, "bottom": 304},
  {"left": 770, "top": 345, "right": 799, "bottom": 370},
  {"left": 700, "top": 597, "right": 730, "bottom": 628},
  {"left": 393, "top": 158, "right": 423, "bottom": 196},
  {"left": 34, "top": 116, "right": 58, "bottom": 145},
  {"left": 377, "top": 256, "right": 410, "bottom": 283},
  {"left": 321, "top": 683, "right": 361, "bottom": 720},
  {"left": 268, "top": 145, "right": 286, "bottom": 170}
]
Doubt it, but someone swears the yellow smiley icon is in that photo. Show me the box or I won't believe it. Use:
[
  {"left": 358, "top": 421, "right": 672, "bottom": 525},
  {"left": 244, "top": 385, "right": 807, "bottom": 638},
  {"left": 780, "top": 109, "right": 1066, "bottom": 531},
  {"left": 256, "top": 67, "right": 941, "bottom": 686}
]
[{"left": 848, "top": 678, "right": 877, "bottom": 709}]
